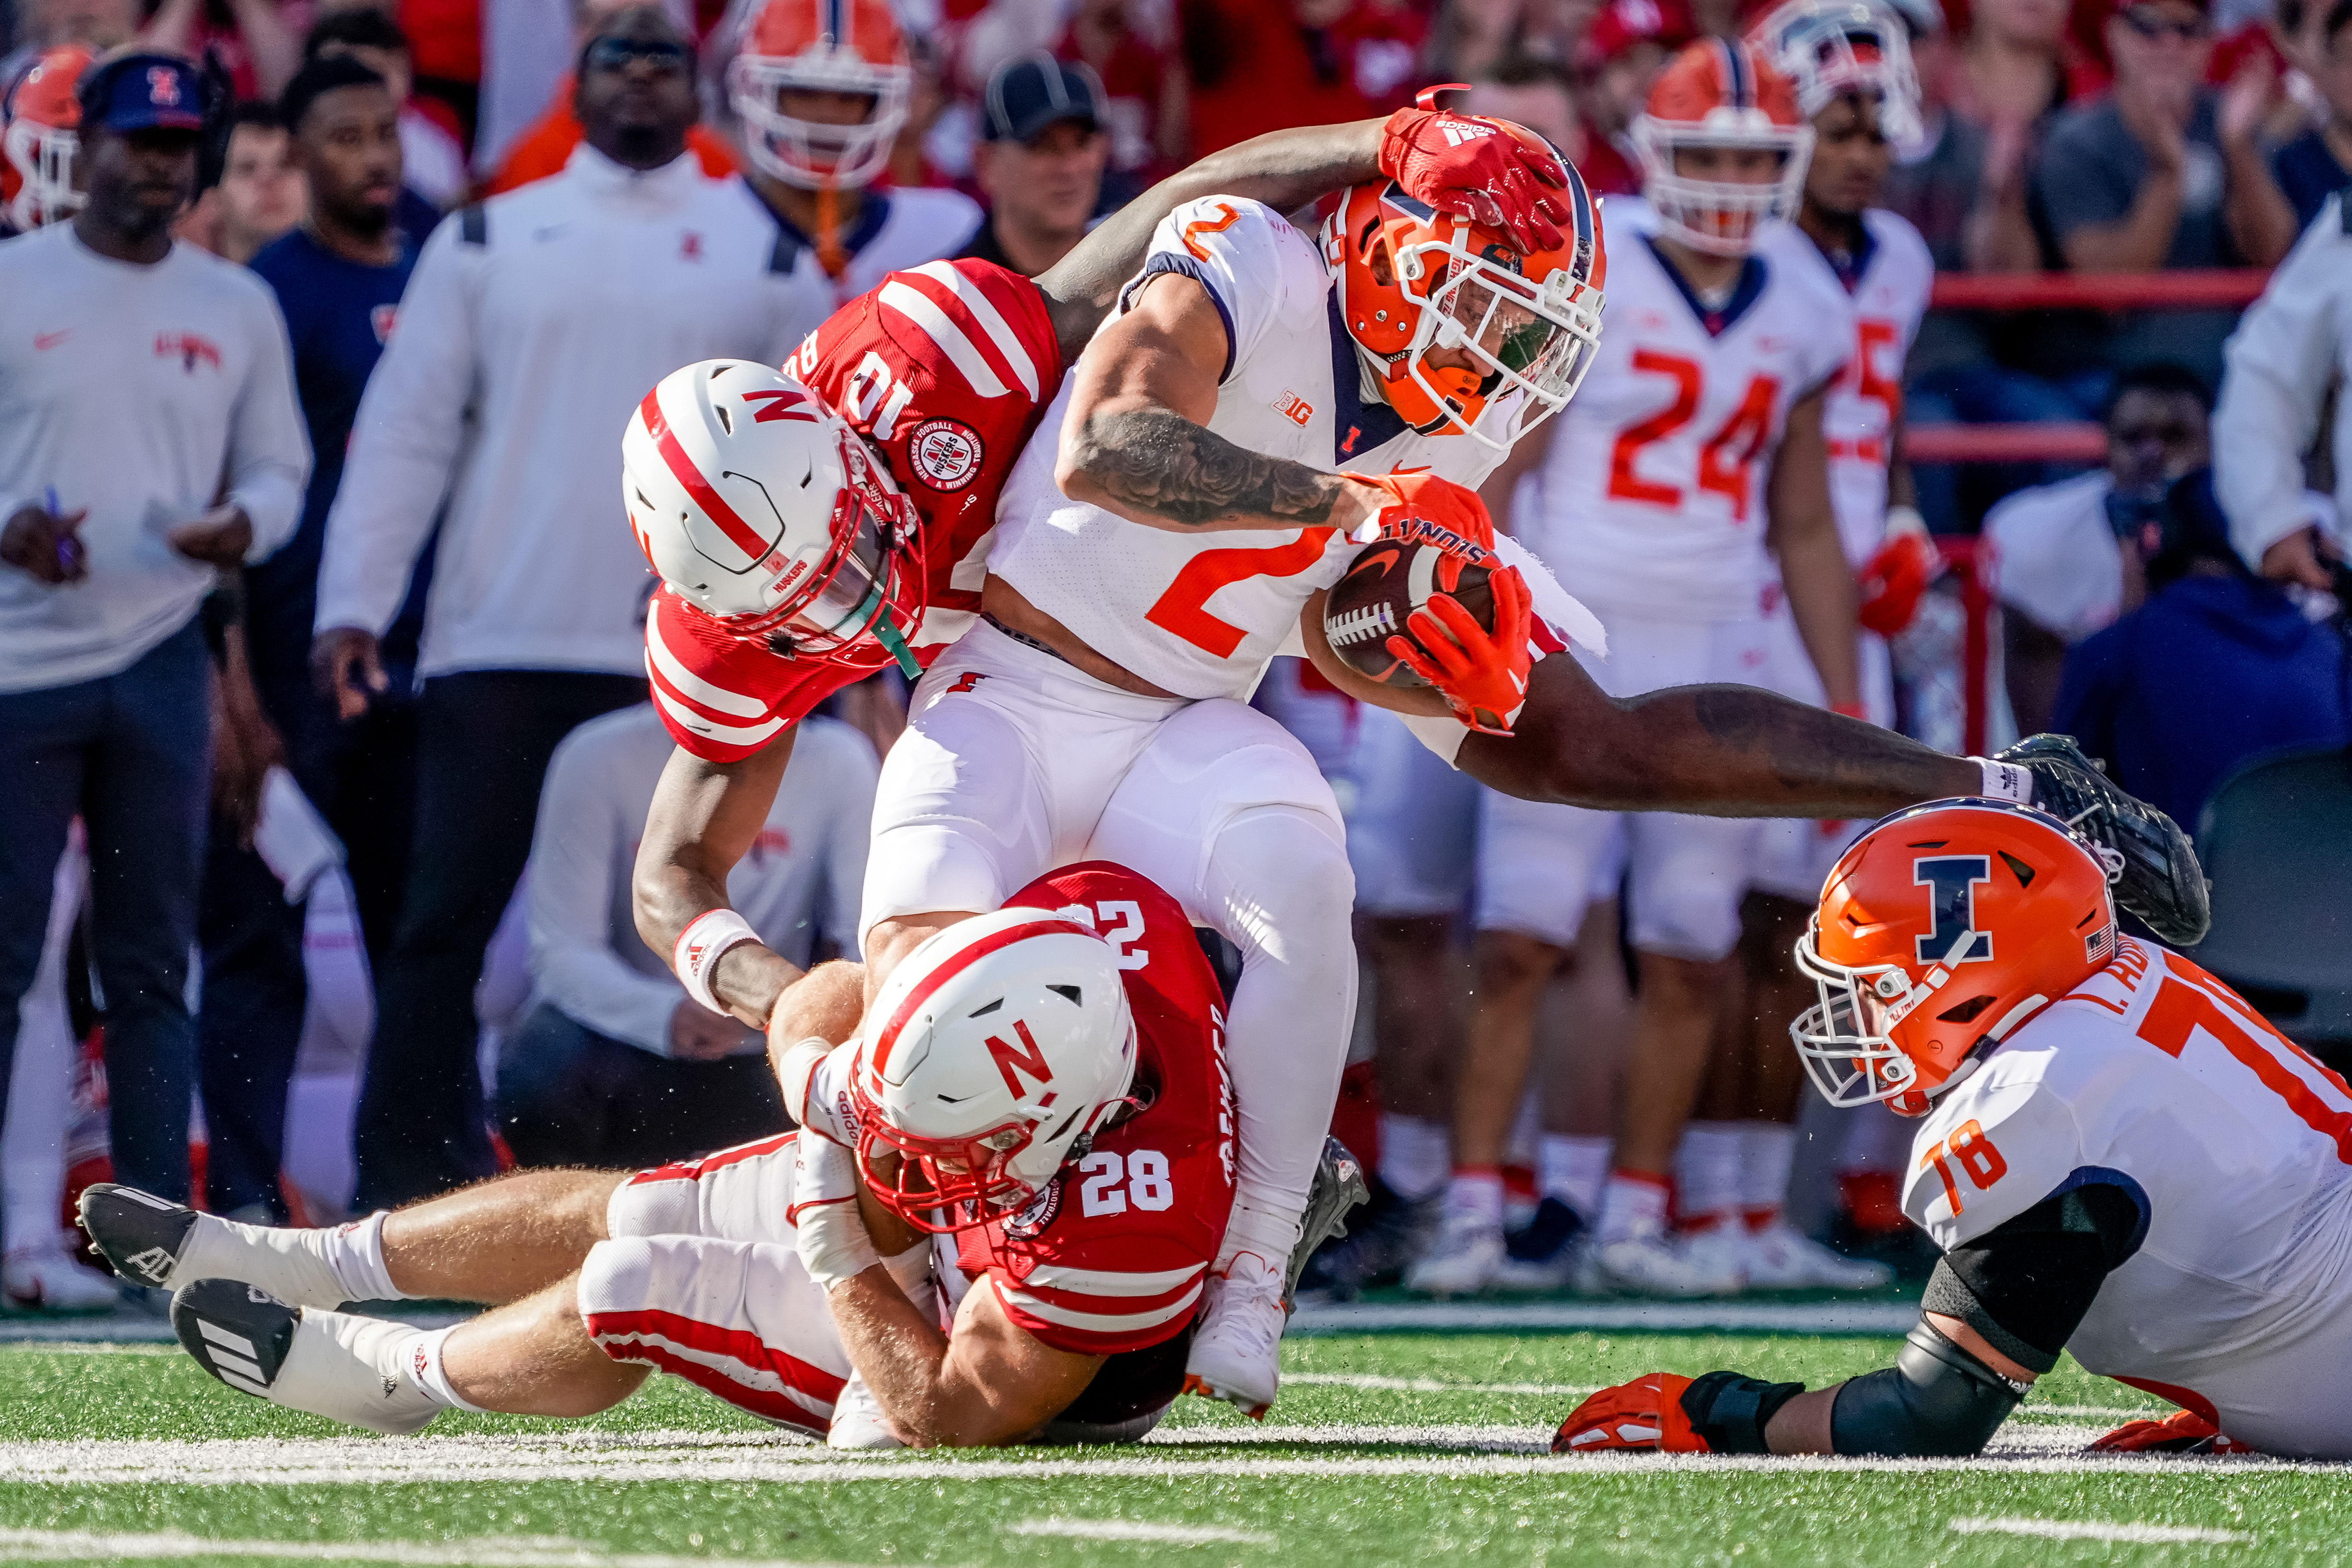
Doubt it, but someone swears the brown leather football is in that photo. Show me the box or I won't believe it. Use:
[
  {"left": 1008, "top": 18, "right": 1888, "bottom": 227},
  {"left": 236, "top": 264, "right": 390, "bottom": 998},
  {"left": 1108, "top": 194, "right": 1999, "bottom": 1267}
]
[{"left": 1320, "top": 539, "right": 1496, "bottom": 689}]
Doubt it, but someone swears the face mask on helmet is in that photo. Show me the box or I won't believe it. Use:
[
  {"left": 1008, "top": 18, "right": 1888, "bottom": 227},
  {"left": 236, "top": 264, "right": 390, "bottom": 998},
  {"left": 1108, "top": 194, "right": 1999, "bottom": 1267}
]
[
  {"left": 845, "top": 910, "right": 1140, "bottom": 1234},
  {"left": 726, "top": 0, "right": 910, "bottom": 190},
  {"left": 1787, "top": 798, "right": 2122, "bottom": 1117},
  {"left": 624, "top": 359, "right": 927, "bottom": 674},
  {"left": 1750, "top": 0, "right": 1927, "bottom": 157},
  {"left": 1324, "top": 159, "right": 1607, "bottom": 453},
  {"left": 1634, "top": 39, "right": 1813, "bottom": 256},
  {"left": 3, "top": 47, "right": 91, "bottom": 230}
]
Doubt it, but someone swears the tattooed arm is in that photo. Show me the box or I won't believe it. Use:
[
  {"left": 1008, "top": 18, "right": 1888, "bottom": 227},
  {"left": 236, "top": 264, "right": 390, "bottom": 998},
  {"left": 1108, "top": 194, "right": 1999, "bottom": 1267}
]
[
  {"left": 1456, "top": 648, "right": 1979, "bottom": 816},
  {"left": 1054, "top": 271, "right": 1390, "bottom": 533}
]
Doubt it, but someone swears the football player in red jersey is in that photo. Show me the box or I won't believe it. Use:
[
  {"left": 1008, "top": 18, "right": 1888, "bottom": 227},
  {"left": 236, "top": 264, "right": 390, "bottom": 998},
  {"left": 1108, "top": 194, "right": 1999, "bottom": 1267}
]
[{"left": 86, "top": 861, "right": 1256, "bottom": 1450}]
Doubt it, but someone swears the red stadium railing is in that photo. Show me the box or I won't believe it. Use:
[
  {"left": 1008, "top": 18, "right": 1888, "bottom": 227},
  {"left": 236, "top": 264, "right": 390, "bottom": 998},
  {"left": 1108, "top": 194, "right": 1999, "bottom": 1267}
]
[{"left": 1905, "top": 268, "right": 2271, "bottom": 468}]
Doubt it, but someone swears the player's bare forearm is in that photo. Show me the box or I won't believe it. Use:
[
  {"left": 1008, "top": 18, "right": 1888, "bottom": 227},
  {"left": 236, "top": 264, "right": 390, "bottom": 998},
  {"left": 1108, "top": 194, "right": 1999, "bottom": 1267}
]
[
  {"left": 1036, "top": 119, "right": 1383, "bottom": 356},
  {"left": 1065, "top": 404, "right": 1356, "bottom": 530},
  {"left": 1768, "top": 388, "right": 1861, "bottom": 710},
  {"left": 631, "top": 737, "right": 802, "bottom": 1026},
  {"left": 1458, "top": 654, "right": 1976, "bottom": 816}
]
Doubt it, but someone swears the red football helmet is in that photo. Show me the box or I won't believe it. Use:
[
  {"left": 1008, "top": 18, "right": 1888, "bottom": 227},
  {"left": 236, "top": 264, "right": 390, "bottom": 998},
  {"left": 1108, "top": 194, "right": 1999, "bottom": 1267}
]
[
  {"left": 1323, "top": 128, "right": 1607, "bottom": 452},
  {"left": 3, "top": 47, "right": 92, "bottom": 230},
  {"left": 1792, "top": 798, "right": 2121, "bottom": 1116},
  {"left": 623, "top": 358, "right": 925, "bottom": 672},
  {"left": 727, "top": 0, "right": 910, "bottom": 190},
  {"left": 1632, "top": 38, "right": 1812, "bottom": 256}
]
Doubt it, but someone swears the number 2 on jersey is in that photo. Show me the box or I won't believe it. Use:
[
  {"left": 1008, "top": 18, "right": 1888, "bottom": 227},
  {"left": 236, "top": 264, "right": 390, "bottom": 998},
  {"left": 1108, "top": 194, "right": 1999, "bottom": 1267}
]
[
  {"left": 1606, "top": 349, "right": 1779, "bottom": 523},
  {"left": 1145, "top": 529, "right": 1338, "bottom": 657}
]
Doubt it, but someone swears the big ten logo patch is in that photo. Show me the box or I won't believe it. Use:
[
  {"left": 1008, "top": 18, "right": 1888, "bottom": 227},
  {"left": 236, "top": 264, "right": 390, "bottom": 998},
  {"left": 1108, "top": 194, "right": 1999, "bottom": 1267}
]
[
  {"left": 910, "top": 418, "right": 984, "bottom": 491},
  {"left": 1272, "top": 391, "right": 1313, "bottom": 427}
]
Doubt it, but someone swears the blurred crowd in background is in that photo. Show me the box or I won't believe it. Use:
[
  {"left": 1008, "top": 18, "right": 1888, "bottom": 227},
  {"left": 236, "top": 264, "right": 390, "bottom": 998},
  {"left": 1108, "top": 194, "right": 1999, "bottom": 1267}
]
[{"left": 0, "top": 0, "right": 2346, "bottom": 1313}]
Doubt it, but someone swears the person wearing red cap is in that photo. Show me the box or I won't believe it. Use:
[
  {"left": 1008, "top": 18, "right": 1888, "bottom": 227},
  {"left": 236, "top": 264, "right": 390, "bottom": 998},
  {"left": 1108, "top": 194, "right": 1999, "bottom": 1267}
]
[{"left": 1577, "top": 0, "right": 1698, "bottom": 193}]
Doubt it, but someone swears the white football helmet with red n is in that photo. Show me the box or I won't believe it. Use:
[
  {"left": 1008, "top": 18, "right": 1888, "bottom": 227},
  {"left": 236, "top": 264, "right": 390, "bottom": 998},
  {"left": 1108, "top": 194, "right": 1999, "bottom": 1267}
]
[
  {"left": 726, "top": 0, "right": 911, "bottom": 190},
  {"left": 3, "top": 46, "right": 92, "bottom": 230},
  {"left": 1632, "top": 37, "right": 1813, "bottom": 256},
  {"left": 849, "top": 909, "right": 1139, "bottom": 1234},
  {"left": 622, "top": 358, "right": 924, "bottom": 671}
]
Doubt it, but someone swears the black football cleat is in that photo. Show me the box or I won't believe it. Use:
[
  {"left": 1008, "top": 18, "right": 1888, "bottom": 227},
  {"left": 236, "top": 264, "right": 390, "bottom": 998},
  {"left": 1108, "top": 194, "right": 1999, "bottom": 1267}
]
[
  {"left": 78, "top": 1183, "right": 199, "bottom": 1292},
  {"left": 1997, "top": 734, "right": 2210, "bottom": 945}
]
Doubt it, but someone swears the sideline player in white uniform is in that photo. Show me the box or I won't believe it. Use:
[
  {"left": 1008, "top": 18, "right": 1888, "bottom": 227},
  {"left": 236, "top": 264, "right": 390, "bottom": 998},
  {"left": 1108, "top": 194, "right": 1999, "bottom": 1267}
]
[
  {"left": 1675, "top": 0, "right": 1940, "bottom": 1297},
  {"left": 726, "top": 0, "right": 982, "bottom": 299},
  {"left": 1558, "top": 798, "right": 2352, "bottom": 1461},
  {"left": 1411, "top": 39, "right": 1863, "bottom": 1300},
  {"left": 85, "top": 864, "right": 1241, "bottom": 1450}
]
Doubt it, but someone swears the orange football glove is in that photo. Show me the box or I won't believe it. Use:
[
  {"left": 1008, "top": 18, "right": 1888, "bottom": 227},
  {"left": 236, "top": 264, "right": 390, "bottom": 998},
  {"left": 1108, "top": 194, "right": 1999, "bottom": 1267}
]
[
  {"left": 1390, "top": 565, "right": 1533, "bottom": 736},
  {"left": 1346, "top": 468, "right": 1499, "bottom": 555},
  {"left": 1856, "top": 529, "right": 1936, "bottom": 638},
  {"left": 1553, "top": 1374, "right": 1711, "bottom": 1454},
  {"left": 2089, "top": 1408, "right": 2256, "bottom": 1455}
]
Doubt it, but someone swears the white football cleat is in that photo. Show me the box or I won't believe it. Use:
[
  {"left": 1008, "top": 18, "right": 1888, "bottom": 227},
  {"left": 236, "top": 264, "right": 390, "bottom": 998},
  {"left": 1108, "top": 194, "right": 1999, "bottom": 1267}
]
[
  {"left": 172, "top": 1279, "right": 439, "bottom": 1436},
  {"left": 1492, "top": 1199, "right": 1588, "bottom": 1294},
  {"left": 1675, "top": 1222, "right": 1751, "bottom": 1297},
  {"left": 827, "top": 1373, "right": 905, "bottom": 1450},
  {"left": 1740, "top": 1220, "right": 1895, "bottom": 1291},
  {"left": 1593, "top": 1224, "right": 1744, "bottom": 1298},
  {"left": 1405, "top": 1210, "right": 1506, "bottom": 1297},
  {"left": 2, "top": 1233, "right": 120, "bottom": 1314},
  {"left": 1183, "top": 1250, "right": 1285, "bottom": 1418},
  {"left": 80, "top": 1184, "right": 350, "bottom": 1308}
]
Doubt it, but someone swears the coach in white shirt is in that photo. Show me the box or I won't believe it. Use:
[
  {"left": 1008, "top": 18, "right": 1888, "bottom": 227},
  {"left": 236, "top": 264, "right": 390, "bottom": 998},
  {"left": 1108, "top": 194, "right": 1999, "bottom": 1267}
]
[
  {"left": 497, "top": 705, "right": 875, "bottom": 1169},
  {"left": 310, "top": 6, "right": 833, "bottom": 1210},
  {"left": 0, "top": 53, "right": 308, "bottom": 1210}
]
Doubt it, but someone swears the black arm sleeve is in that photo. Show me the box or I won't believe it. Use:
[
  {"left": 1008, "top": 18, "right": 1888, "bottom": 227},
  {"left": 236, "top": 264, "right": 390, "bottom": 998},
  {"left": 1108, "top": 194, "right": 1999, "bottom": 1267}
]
[
  {"left": 1927, "top": 1174, "right": 2147, "bottom": 1373},
  {"left": 1829, "top": 1318, "right": 2031, "bottom": 1456}
]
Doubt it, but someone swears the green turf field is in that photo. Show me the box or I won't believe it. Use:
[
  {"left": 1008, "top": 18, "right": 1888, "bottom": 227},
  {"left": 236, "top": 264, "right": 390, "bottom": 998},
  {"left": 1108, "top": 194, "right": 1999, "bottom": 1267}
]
[{"left": 0, "top": 1320, "right": 2340, "bottom": 1568}]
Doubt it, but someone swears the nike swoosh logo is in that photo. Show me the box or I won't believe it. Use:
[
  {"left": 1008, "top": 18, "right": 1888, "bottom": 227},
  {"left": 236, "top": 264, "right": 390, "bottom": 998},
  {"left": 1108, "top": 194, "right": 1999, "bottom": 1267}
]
[{"left": 34, "top": 330, "right": 71, "bottom": 351}]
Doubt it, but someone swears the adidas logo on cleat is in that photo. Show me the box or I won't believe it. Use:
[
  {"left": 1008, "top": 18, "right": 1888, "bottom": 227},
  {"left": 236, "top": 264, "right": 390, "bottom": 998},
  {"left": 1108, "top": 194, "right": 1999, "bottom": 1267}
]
[{"left": 124, "top": 1247, "right": 176, "bottom": 1285}]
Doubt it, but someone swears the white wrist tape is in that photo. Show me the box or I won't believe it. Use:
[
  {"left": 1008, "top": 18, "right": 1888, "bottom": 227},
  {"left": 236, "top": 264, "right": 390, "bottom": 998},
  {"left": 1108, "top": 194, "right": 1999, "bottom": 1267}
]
[
  {"left": 674, "top": 908, "right": 760, "bottom": 1014},
  {"left": 791, "top": 1132, "right": 879, "bottom": 1291},
  {"left": 1972, "top": 759, "right": 2034, "bottom": 805}
]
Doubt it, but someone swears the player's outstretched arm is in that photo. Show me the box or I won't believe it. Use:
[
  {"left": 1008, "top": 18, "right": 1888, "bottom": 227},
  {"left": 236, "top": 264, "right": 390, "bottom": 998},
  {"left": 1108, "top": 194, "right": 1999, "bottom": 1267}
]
[
  {"left": 631, "top": 736, "right": 803, "bottom": 1028},
  {"left": 1054, "top": 272, "right": 1389, "bottom": 535},
  {"left": 1460, "top": 646, "right": 1977, "bottom": 817}
]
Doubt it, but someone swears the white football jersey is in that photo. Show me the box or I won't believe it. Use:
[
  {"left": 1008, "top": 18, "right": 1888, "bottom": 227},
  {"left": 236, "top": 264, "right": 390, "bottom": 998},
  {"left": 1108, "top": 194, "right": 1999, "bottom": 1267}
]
[
  {"left": 1908, "top": 940, "right": 2352, "bottom": 1458},
  {"left": 1519, "top": 199, "right": 1853, "bottom": 621},
  {"left": 1778, "top": 210, "right": 1934, "bottom": 567},
  {"left": 990, "top": 196, "right": 1512, "bottom": 701}
]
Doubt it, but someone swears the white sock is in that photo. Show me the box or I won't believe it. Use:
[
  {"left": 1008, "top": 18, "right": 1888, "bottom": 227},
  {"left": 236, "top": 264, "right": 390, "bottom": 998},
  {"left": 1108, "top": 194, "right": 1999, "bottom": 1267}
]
[
  {"left": 1378, "top": 1115, "right": 1450, "bottom": 1201},
  {"left": 1598, "top": 1169, "right": 1671, "bottom": 1244},
  {"left": 397, "top": 1325, "right": 485, "bottom": 1413},
  {"left": 1218, "top": 1202, "right": 1302, "bottom": 1273},
  {"left": 1741, "top": 1122, "right": 1799, "bottom": 1229},
  {"left": 1675, "top": 1123, "right": 1745, "bottom": 1230},
  {"left": 1441, "top": 1168, "right": 1504, "bottom": 1229},
  {"left": 178, "top": 1209, "right": 403, "bottom": 1307},
  {"left": 1536, "top": 1135, "right": 1609, "bottom": 1222}
]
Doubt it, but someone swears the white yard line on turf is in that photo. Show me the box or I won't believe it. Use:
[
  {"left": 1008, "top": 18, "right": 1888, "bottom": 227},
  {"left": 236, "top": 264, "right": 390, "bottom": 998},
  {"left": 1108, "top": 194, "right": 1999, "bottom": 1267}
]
[
  {"left": 1950, "top": 1517, "right": 2252, "bottom": 1545},
  {"left": 0, "top": 1430, "right": 2342, "bottom": 1485},
  {"left": 1009, "top": 1520, "right": 1274, "bottom": 1547},
  {"left": 1282, "top": 1373, "right": 1595, "bottom": 1396},
  {"left": 1289, "top": 1299, "right": 1919, "bottom": 1333},
  {"left": 0, "top": 1527, "right": 893, "bottom": 1567}
]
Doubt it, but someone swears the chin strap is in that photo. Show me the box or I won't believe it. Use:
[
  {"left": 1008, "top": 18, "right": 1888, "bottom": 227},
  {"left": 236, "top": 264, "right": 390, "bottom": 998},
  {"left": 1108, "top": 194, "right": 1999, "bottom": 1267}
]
[{"left": 872, "top": 606, "right": 921, "bottom": 678}]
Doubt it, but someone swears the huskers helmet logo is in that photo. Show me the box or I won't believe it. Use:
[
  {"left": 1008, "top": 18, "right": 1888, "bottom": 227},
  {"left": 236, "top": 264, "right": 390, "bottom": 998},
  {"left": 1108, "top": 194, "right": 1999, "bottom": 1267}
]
[
  {"left": 1913, "top": 856, "right": 1994, "bottom": 965},
  {"left": 985, "top": 1018, "right": 1054, "bottom": 1097}
]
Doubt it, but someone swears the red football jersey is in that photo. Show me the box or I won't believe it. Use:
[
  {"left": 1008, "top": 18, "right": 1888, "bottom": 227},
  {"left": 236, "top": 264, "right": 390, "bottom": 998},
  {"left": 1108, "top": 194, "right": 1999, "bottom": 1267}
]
[
  {"left": 951, "top": 862, "right": 1236, "bottom": 1358},
  {"left": 646, "top": 259, "right": 1062, "bottom": 762}
]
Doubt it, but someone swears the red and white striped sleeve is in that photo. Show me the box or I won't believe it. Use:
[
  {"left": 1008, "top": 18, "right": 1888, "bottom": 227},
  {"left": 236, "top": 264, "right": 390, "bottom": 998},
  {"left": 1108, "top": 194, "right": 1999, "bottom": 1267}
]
[
  {"left": 643, "top": 588, "right": 856, "bottom": 764},
  {"left": 873, "top": 260, "right": 1057, "bottom": 411},
  {"left": 986, "top": 1241, "right": 1208, "bottom": 1357}
]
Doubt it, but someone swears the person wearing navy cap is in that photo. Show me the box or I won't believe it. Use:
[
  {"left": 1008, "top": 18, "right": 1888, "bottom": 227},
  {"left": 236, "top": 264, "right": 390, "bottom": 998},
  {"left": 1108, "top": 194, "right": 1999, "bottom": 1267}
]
[
  {"left": 957, "top": 51, "right": 1111, "bottom": 278},
  {"left": 0, "top": 48, "right": 310, "bottom": 1218}
]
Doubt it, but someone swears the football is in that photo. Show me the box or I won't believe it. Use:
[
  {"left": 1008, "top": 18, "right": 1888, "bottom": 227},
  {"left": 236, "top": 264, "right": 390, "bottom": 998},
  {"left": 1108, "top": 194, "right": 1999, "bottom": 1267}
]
[{"left": 1320, "top": 537, "right": 1497, "bottom": 689}]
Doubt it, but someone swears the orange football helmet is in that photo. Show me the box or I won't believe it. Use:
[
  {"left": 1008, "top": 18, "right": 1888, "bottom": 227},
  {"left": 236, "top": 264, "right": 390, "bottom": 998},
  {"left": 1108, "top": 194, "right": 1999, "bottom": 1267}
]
[
  {"left": 727, "top": 0, "right": 910, "bottom": 190},
  {"left": 1632, "top": 38, "right": 1811, "bottom": 256},
  {"left": 1323, "top": 130, "right": 1606, "bottom": 452},
  {"left": 3, "top": 46, "right": 92, "bottom": 230},
  {"left": 1792, "top": 798, "right": 2120, "bottom": 1116}
]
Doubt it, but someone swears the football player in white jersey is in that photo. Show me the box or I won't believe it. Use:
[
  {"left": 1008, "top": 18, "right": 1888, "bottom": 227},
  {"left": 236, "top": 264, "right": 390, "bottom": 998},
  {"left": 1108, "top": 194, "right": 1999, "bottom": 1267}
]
[
  {"left": 1670, "top": 0, "right": 1942, "bottom": 1297},
  {"left": 725, "top": 0, "right": 983, "bottom": 299},
  {"left": 1558, "top": 798, "right": 2352, "bottom": 1461},
  {"left": 1413, "top": 39, "right": 1870, "bottom": 1300}
]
